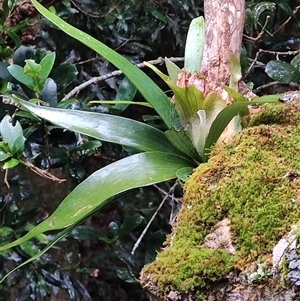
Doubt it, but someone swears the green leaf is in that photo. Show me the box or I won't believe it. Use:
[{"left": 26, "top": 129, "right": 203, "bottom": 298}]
[
  {"left": 0, "top": 226, "right": 14, "bottom": 244},
  {"left": 252, "top": 2, "right": 276, "bottom": 30},
  {"left": 7, "top": 65, "right": 35, "bottom": 89},
  {"left": 71, "top": 140, "right": 102, "bottom": 153},
  {"left": 116, "top": 268, "right": 136, "bottom": 283},
  {"left": 277, "top": 2, "right": 298, "bottom": 24},
  {"left": 0, "top": 151, "right": 194, "bottom": 252},
  {"left": 3, "top": 158, "right": 19, "bottom": 169},
  {"left": 56, "top": 98, "right": 78, "bottom": 109},
  {"left": 13, "top": 46, "right": 35, "bottom": 67},
  {"left": 188, "top": 110, "right": 207, "bottom": 157},
  {"left": 31, "top": 0, "right": 181, "bottom": 129},
  {"left": 0, "top": 0, "right": 9, "bottom": 25},
  {"left": 0, "top": 62, "right": 14, "bottom": 81},
  {"left": 117, "top": 214, "right": 144, "bottom": 238},
  {"left": 0, "top": 149, "right": 11, "bottom": 161},
  {"left": 39, "top": 52, "right": 56, "bottom": 84},
  {"left": 265, "top": 60, "right": 300, "bottom": 84},
  {"left": 184, "top": 16, "right": 205, "bottom": 73},
  {"left": 40, "top": 78, "right": 58, "bottom": 107},
  {"left": 291, "top": 54, "right": 300, "bottom": 71},
  {"left": 176, "top": 166, "right": 194, "bottom": 182},
  {"left": 17, "top": 99, "right": 181, "bottom": 154},
  {"left": 165, "top": 128, "right": 201, "bottom": 161},
  {"left": 229, "top": 53, "right": 242, "bottom": 91},
  {"left": 112, "top": 77, "right": 137, "bottom": 112},
  {"left": 51, "top": 63, "right": 78, "bottom": 89},
  {"left": 19, "top": 240, "right": 40, "bottom": 257},
  {"left": 6, "top": 30, "right": 22, "bottom": 47},
  {"left": 70, "top": 226, "right": 111, "bottom": 243},
  {"left": 0, "top": 115, "right": 25, "bottom": 156},
  {"left": 145, "top": 62, "right": 206, "bottom": 128},
  {"left": 165, "top": 58, "right": 181, "bottom": 83},
  {"left": 222, "top": 85, "right": 247, "bottom": 103},
  {"left": 24, "top": 59, "right": 42, "bottom": 77},
  {"left": 203, "top": 95, "right": 282, "bottom": 162},
  {"left": 115, "top": 77, "right": 137, "bottom": 100}
]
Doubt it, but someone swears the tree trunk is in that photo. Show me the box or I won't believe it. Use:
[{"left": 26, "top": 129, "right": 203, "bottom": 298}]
[{"left": 200, "top": 0, "right": 245, "bottom": 89}]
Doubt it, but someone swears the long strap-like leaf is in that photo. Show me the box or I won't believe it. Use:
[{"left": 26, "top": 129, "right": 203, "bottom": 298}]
[
  {"left": 31, "top": 0, "right": 181, "bottom": 130},
  {"left": 0, "top": 151, "right": 194, "bottom": 252}
]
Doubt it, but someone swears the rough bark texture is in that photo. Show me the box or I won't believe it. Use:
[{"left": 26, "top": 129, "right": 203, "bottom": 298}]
[{"left": 200, "top": 0, "right": 245, "bottom": 89}]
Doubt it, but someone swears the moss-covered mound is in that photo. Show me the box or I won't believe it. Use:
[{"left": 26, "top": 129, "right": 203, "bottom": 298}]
[{"left": 142, "top": 103, "right": 300, "bottom": 296}]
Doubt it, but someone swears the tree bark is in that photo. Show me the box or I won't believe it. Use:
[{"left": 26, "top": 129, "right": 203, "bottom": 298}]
[{"left": 200, "top": 0, "right": 245, "bottom": 90}]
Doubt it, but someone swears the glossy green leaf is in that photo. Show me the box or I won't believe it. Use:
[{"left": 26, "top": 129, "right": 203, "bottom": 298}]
[
  {"left": 114, "top": 77, "right": 137, "bottom": 112},
  {"left": 229, "top": 53, "right": 242, "bottom": 91},
  {"left": 165, "top": 58, "right": 181, "bottom": 83},
  {"left": 0, "top": 151, "right": 194, "bottom": 252},
  {"left": 165, "top": 128, "right": 201, "bottom": 161},
  {"left": 56, "top": 98, "right": 78, "bottom": 109},
  {"left": 203, "top": 95, "right": 282, "bottom": 162},
  {"left": 24, "top": 59, "right": 41, "bottom": 78},
  {"left": 0, "top": 115, "right": 25, "bottom": 156},
  {"left": 70, "top": 226, "right": 111, "bottom": 243},
  {"left": 145, "top": 62, "right": 205, "bottom": 128},
  {"left": 0, "top": 0, "right": 9, "bottom": 24},
  {"left": 108, "top": 221, "right": 119, "bottom": 238},
  {"left": 13, "top": 46, "right": 35, "bottom": 67},
  {"left": 40, "top": 78, "right": 58, "bottom": 107},
  {"left": 24, "top": 224, "right": 48, "bottom": 244},
  {"left": 31, "top": 0, "right": 181, "bottom": 129},
  {"left": 71, "top": 140, "right": 102, "bottom": 153},
  {"left": 51, "top": 63, "right": 78, "bottom": 89},
  {"left": 265, "top": 60, "right": 300, "bottom": 84},
  {"left": 116, "top": 268, "right": 136, "bottom": 283},
  {"left": 277, "top": 2, "right": 298, "bottom": 23},
  {"left": 0, "top": 149, "right": 11, "bottom": 161},
  {"left": 117, "top": 214, "right": 144, "bottom": 238},
  {"left": 291, "top": 54, "right": 300, "bottom": 71},
  {"left": 16, "top": 99, "right": 180, "bottom": 154},
  {"left": 184, "top": 16, "right": 205, "bottom": 73},
  {"left": 188, "top": 110, "right": 207, "bottom": 157},
  {"left": 223, "top": 85, "right": 247, "bottom": 103},
  {"left": 39, "top": 52, "right": 56, "bottom": 83},
  {"left": 0, "top": 62, "right": 14, "bottom": 82},
  {"left": 240, "top": 46, "right": 249, "bottom": 75},
  {"left": 7, "top": 65, "right": 35, "bottom": 89},
  {"left": 3, "top": 158, "right": 19, "bottom": 169},
  {"left": 176, "top": 166, "right": 194, "bottom": 182},
  {"left": 19, "top": 240, "right": 40, "bottom": 257},
  {"left": 0, "top": 226, "right": 14, "bottom": 243},
  {"left": 252, "top": 2, "right": 276, "bottom": 30}
]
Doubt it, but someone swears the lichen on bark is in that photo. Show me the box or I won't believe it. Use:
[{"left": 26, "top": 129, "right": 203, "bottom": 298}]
[{"left": 140, "top": 102, "right": 300, "bottom": 300}]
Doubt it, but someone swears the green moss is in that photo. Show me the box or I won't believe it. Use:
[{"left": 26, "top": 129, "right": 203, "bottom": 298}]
[{"left": 143, "top": 103, "right": 300, "bottom": 295}]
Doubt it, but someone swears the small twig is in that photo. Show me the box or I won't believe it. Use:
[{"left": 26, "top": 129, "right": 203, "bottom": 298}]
[
  {"left": 253, "top": 81, "right": 300, "bottom": 94},
  {"left": 4, "top": 169, "right": 10, "bottom": 191},
  {"left": 20, "top": 160, "right": 66, "bottom": 183},
  {"left": 131, "top": 182, "right": 178, "bottom": 255},
  {"left": 153, "top": 184, "right": 182, "bottom": 203},
  {"left": 273, "top": 5, "right": 300, "bottom": 35},
  {"left": 245, "top": 48, "right": 300, "bottom": 77},
  {"left": 62, "top": 56, "right": 184, "bottom": 101},
  {"left": 243, "top": 15, "right": 271, "bottom": 42}
]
